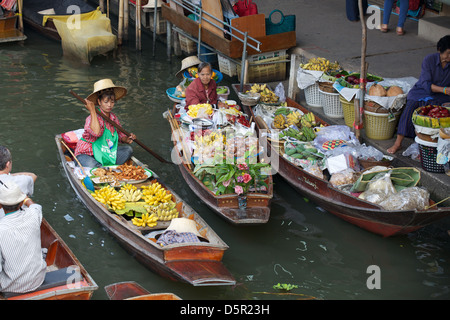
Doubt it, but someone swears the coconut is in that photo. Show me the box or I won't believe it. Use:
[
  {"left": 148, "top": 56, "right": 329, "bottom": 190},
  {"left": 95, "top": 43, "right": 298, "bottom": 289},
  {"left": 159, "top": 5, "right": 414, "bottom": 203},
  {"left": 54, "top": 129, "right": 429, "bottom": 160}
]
[
  {"left": 368, "top": 84, "right": 387, "bottom": 97},
  {"left": 386, "top": 85, "right": 404, "bottom": 97}
]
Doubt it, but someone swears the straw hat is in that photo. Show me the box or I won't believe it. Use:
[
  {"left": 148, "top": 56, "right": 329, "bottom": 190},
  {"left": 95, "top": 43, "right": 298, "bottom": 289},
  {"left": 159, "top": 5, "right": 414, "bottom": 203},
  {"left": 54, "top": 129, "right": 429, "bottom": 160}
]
[
  {"left": 166, "top": 218, "right": 203, "bottom": 238},
  {"left": 0, "top": 180, "right": 26, "bottom": 206},
  {"left": 86, "top": 79, "right": 127, "bottom": 105},
  {"left": 176, "top": 56, "right": 202, "bottom": 78}
]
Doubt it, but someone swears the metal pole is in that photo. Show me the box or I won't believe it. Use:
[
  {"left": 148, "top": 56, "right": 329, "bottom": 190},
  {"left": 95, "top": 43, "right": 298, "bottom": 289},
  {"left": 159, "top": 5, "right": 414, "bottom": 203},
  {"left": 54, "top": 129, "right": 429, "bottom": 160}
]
[
  {"left": 124, "top": 0, "right": 129, "bottom": 41},
  {"left": 136, "top": 0, "right": 142, "bottom": 50},
  {"left": 239, "top": 32, "right": 248, "bottom": 92},
  {"left": 167, "top": 22, "right": 172, "bottom": 61},
  {"left": 152, "top": 0, "right": 157, "bottom": 56},
  {"left": 197, "top": 8, "right": 203, "bottom": 60}
]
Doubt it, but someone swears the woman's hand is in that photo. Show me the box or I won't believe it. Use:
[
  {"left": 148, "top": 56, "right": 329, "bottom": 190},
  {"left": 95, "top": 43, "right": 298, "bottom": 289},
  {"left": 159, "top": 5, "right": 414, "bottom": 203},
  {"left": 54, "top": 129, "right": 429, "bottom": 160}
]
[
  {"left": 122, "top": 133, "right": 136, "bottom": 144},
  {"left": 85, "top": 99, "right": 96, "bottom": 113}
]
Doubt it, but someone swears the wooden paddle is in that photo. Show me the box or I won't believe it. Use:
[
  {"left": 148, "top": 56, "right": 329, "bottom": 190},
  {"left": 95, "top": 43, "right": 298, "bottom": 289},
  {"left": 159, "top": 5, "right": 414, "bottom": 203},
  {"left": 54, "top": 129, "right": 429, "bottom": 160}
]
[{"left": 69, "top": 90, "right": 171, "bottom": 164}]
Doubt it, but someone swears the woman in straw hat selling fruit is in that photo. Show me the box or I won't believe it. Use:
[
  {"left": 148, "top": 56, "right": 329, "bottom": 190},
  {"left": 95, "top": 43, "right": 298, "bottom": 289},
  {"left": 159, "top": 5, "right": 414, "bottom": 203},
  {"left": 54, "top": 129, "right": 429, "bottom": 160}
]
[{"left": 74, "top": 79, "right": 136, "bottom": 168}]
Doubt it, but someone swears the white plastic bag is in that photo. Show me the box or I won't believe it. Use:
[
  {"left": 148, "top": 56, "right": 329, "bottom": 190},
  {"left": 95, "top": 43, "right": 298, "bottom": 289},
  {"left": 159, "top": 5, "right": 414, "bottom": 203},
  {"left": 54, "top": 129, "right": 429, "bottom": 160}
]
[{"left": 274, "top": 82, "right": 286, "bottom": 102}]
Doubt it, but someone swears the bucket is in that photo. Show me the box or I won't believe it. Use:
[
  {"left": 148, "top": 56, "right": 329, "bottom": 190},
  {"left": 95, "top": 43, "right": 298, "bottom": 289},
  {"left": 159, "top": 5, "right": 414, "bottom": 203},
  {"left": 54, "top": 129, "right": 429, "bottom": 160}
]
[
  {"left": 363, "top": 110, "right": 401, "bottom": 140},
  {"left": 415, "top": 136, "right": 445, "bottom": 173},
  {"left": 339, "top": 95, "right": 356, "bottom": 128}
]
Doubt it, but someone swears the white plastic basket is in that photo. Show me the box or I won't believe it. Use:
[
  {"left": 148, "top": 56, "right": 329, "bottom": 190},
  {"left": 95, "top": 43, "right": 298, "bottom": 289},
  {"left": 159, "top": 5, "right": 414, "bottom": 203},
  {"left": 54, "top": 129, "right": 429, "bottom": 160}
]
[
  {"left": 218, "top": 54, "right": 237, "bottom": 77},
  {"left": 319, "top": 88, "right": 343, "bottom": 118},
  {"left": 304, "top": 82, "right": 322, "bottom": 108}
]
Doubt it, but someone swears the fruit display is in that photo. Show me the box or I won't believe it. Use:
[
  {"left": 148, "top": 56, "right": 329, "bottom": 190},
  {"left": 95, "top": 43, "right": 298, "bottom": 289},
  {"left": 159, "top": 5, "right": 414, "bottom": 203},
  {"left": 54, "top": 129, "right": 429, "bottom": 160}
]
[
  {"left": 367, "top": 84, "right": 404, "bottom": 97},
  {"left": 279, "top": 126, "right": 316, "bottom": 142},
  {"left": 412, "top": 105, "right": 450, "bottom": 128},
  {"left": 145, "top": 201, "right": 179, "bottom": 221},
  {"left": 142, "top": 181, "right": 173, "bottom": 206},
  {"left": 131, "top": 212, "right": 158, "bottom": 228},
  {"left": 187, "top": 103, "right": 213, "bottom": 118},
  {"left": 337, "top": 73, "right": 383, "bottom": 89},
  {"left": 216, "top": 86, "right": 229, "bottom": 95},
  {"left": 300, "top": 57, "right": 340, "bottom": 72},
  {"left": 120, "top": 186, "right": 143, "bottom": 202},
  {"left": 246, "top": 83, "right": 279, "bottom": 104},
  {"left": 92, "top": 186, "right": 126, "bottom": 211}
]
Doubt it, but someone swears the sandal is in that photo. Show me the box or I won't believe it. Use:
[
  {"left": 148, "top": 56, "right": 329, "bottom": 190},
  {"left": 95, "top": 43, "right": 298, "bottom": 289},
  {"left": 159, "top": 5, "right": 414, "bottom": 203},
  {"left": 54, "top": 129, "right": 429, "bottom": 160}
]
[
  {"left": 380, "top": 24, "right": 388, "bottom": 33},
  {"left": 396, "top": 27, "right": 405, "bottom": 36}
]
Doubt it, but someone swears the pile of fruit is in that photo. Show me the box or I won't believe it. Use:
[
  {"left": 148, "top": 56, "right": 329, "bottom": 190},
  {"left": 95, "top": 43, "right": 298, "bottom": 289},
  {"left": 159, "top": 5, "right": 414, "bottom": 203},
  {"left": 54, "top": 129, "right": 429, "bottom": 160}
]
[
  {"left": 187, "top": 103, "right": 213, "bottom": 118},
  {"left": 300, "top": 57, "right": 340, "bottom": 72},
  {"left": 91, "top": 181, "right": 180, "bottom": 229},
  {"left": 187, "top": 67, "right": 219, "bottom": 82},
  {"left": 273, "top": 108, "right": 318, "bottom": 142},
  {"left": 246, "top": 83, "right": 279, "bottom": 104},
  {"left": 412, "top": 105, "right": 450, "bottom": 128},
  {"left": 284, "top": 142, "right": 325, "bottom": 163},
  {"left": 337, "top": 73, "right": 383, "bottom": 89}
]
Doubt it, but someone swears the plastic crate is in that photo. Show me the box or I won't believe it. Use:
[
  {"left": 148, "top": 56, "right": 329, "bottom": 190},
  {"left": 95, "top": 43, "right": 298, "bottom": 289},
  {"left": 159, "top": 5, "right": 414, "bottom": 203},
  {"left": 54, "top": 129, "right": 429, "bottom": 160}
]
[
  {"left": 415, "top": 136, "right": 445, "bottom": 173},
  {"left": 363, "top": 110, "right": 401, "bottom": 140},
  {"left": 237, "top": 55, "right": 287, "bottom": 83},
  {"left": 147, "top": 9, "right": 167, "bottom": 35},
  {"left": 247, "top": 49, "right": 287, "bottom": 62},
  {"left": 319, "top": 88, "right": 343, "bottom": 118},
  {"left": 218, "top": 54, "right": 237, "bottom": 77},
  {"left": 179, "top": 34, "right": 196, "bottom": 54},
  {"left": 304, "top": 82, "right": 321, "bottom": 108}
]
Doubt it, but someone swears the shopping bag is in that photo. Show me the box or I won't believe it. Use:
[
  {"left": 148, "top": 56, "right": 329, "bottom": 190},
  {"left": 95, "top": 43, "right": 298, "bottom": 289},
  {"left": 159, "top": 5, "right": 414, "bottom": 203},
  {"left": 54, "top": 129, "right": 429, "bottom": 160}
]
[
  {"left": 265, "top": 9, "right": 296, "bottom": 35},
  {"left": 233, "top": 0, "right": 258, "bottom": 17}
]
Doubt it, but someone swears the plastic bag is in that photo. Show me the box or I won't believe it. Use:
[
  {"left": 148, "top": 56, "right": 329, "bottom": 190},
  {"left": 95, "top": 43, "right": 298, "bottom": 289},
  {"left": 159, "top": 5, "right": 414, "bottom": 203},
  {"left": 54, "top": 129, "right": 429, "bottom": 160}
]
[
  {"left": 358, "top": 171, "right": 396, "bottom": 204},
  {"left": 329, "top": 168, "right": 358, "bottom": 187},
  {"left": 313, "top": 125, "right": 360, "bottom": 151},
  {"left": 378, "top": 187, "right": 429, "bottom": 211},
  {"left": 274, "top": 82, "right": 286, "bottom": 102},
  {"left": 175, "top": 78, "right": 190, "bottom": 98},
  {"left": 355, "top": 144, "right": 384, "bottom": 161},
  {"left": 402, "top": 142, "right": 420, "bottom": 161}
]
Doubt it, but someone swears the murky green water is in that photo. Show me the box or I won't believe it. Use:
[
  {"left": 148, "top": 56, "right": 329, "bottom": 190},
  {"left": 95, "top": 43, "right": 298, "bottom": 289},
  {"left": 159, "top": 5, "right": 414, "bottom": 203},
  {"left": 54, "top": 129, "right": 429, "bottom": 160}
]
[{"left": 1, "top": 28, "right": 449, "bottom": 301}]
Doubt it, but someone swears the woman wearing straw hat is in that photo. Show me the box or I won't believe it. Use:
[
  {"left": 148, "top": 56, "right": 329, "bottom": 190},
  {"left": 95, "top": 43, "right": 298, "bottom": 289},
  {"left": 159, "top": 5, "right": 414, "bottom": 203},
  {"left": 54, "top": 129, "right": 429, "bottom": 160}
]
[
  {"left": 0, "top": 180, "right": 47, "bottom": 293},
  {"left": 74, "top": 79, "right": 136, "bottom": 168}
]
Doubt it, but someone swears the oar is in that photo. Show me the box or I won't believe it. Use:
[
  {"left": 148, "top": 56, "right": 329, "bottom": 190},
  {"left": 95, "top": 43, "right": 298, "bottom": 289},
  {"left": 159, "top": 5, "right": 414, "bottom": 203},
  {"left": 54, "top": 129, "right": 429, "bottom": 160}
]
[
  {"left": 69, "top": 90, "right": 171, "bottom": 164},
  {"left": 60, "top": 140, "right": 95, "bottom": 192}
]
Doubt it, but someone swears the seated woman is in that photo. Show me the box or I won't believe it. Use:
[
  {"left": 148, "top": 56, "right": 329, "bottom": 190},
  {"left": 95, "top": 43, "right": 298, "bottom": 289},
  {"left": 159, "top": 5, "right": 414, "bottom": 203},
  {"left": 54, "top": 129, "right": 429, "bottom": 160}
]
[
  {"left": 185, "top": 62, "right": 227, "bottom": 109},
  {"left": 388, "top": 35, "right": 450, "bottom": 154},
  {"left": 74, "top": 79, "right": 136, "bottom": 168}
]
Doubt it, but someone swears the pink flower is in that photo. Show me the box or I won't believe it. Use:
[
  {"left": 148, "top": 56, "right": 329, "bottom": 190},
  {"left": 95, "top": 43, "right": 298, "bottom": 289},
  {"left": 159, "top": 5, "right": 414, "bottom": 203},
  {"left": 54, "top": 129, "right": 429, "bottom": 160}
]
[
  {"left": 243, "top": 173, "right": 252, "bottom": 184},
  {"left": 234, "top": 185, "right": 244, "bottom": 195},
  {"left": 222, "top": 179, "right": 231, "bottom": 187},
  {"left": 238, "top": 163, "right": 248, "bottom": 170}
]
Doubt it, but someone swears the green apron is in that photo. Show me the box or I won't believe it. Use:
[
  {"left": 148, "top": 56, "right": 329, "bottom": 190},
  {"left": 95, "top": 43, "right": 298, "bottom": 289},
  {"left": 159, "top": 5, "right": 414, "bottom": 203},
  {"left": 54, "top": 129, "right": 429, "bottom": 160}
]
[{"left": 82, "top": 126, "right": 118, "bottom": 166}]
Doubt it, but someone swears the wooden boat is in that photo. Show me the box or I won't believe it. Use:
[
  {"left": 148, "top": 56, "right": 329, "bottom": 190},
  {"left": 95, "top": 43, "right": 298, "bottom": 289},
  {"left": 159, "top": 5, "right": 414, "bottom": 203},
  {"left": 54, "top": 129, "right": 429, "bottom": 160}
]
[
  {"left": 166, "top": 108, "right": 273, "bottom": 225},
  {"left": 244, "top": 94, "right": 450, "bottom": 237},
  {"left": 0, "top": 218, "right": 98, "bottom": 300},
  {"left": 55, "top": 134, "right": 235, "bottom": 286},
  {"left": 22, "top": 0, "right": 116, "bottom": 63},
  {"left": 0, "top": 11, "right": 26, "bottom": 43},
  {"left": 105, "top": 281, "right": 181, "bottom": 300}
]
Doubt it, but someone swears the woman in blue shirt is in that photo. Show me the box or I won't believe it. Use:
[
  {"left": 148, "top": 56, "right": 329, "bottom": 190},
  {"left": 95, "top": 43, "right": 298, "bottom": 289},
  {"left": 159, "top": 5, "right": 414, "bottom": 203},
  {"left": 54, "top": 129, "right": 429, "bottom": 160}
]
[{"left": 388, "top": 35, "right": 450, "bottom": 154}]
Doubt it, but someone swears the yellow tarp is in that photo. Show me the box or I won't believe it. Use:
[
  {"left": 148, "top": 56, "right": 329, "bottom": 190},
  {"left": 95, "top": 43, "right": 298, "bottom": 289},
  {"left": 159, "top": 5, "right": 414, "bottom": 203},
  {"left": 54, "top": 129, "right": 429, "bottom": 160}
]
[{"left": 50, "top": 8, "right": 117, "bottom": 63}]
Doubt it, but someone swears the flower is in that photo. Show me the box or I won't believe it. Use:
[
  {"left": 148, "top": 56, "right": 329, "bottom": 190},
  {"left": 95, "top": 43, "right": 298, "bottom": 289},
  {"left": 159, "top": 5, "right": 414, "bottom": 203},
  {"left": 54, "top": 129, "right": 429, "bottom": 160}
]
[
  {"left": 222, "top": 179, "right": 231, "bottom": 187},
  {"left": 234, "top": 185, "right": 244, "bottom": 195},
  {"left": 242, "top": 173, "right": 252, "bottom": 184}
]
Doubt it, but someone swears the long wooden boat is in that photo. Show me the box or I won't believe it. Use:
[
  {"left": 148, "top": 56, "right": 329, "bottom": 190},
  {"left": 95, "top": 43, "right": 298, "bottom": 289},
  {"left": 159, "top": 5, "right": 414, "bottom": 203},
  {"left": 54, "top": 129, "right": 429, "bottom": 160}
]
[
  {"left": 245, "top": 96, "right": 450, "bottom": 237},
  {"left": 105, "top": 281, "right": 182, "bottom": 300},
  {"left": 166, "top": 107, "right": 273, "bottom": 225},
  {"left": 22, "top": 0, "right": 116, "bottom": 63},
  {"left": 0, "top": 12, "right": 26, "bottom": 43},
  {"left": 0, "top": 218, "right": 98, "bottom": 300},
  {"left": 55, "top": 134, "right": 235, "bottom": 286}
]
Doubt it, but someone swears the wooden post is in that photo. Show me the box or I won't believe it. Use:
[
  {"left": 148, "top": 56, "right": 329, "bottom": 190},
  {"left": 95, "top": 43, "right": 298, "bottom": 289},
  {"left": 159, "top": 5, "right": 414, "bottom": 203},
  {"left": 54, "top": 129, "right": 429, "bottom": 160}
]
[
  {"left": 136, "top": 0, "right": 142, "bottom": 50},
  {"left": 355, "top": 0, "right": 368, "bottom": 141},
  {"left": 17, "top": 0, "right": 24, "bottom": 33},
  {"left": 118, "top": 0, "right": 123, "bottom": 46},
  {"left": 107, "top": 0, "right": 110, "bottom": 18},
  {"left": 124, "top": 0, "right": 129, "bottom": 41},
  {"left": 99, "top": 0, "right": 104, "bottom": 12}
]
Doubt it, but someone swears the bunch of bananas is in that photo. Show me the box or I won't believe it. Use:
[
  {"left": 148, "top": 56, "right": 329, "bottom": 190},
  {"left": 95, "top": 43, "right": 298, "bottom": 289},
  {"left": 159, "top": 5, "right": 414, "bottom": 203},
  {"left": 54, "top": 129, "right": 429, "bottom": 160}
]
[
  {"left": 120, "top": 188, "right": 143, "bottom": 202},
  {"left": 92, "top": 186, "right": 126, "bottom": 211},
  {"left": 279, "top": 127, "right": 304, "bottom": 141},
  {"left": 300, "top": 57, "right": 340, "bottom": 72},
  {"left": 131, "top": 212, "right": 158, "bottom": 228},
  {"left": 286, "top": 111, "right": 302, "bottom": 127},
  {"left": 273, "top": 114, "right": 286, "bottom": 129},
  {"left": 300, "top": 112, "right": 317, "bottom": 128},
  {"left": 142, "top": 182, "right": 172, "bottom": 206},
  {"left": 300, "top": 126, "right": 316, "bottom": 141},
  {"left": 187, "top": 103, "right": 213, "bottom": 118},
  {"left": 145, "top": 201, "right": 179, "bottom": 221},
  {"left": 194, "top": 131, "right": 226, "bottom": 147},
  {"left": 247, "top": 83, "right": 279, "bottom": 103}
]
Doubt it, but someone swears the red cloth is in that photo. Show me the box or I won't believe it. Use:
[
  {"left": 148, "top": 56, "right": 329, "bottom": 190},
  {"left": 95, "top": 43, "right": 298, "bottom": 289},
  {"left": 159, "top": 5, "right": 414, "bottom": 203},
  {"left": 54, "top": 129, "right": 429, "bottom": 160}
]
[
  {"left": 0, "top": 0, "right": 16, "bottom": 11},
  {"left": 74, "top": 112, "right": 127, "bottom": 157},
  {"left": 185, "top": 78, "right": 218, "bottom": 107},
  {"left": 233, "top": 0, "right": 258, "bottom": 17}
]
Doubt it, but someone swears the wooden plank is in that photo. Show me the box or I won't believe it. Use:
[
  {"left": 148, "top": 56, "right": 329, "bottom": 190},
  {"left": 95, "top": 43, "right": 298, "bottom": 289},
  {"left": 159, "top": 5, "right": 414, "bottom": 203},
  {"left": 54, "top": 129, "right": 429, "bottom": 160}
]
[
  {"left": 201, "top": 0, "right": 224, "bottom": 38},
  {"left": 231, "top": 14, "right": 265, "bottom": 39}
]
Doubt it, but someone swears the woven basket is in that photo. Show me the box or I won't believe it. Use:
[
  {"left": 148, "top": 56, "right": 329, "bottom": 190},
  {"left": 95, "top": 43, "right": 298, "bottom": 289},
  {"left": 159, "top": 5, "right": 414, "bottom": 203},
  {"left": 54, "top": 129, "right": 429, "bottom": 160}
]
[
  {"left": 319, "top": 88, "right": 343, "bottom": 118},
  {"left": 340, "top": 95, "right": 356, "bottom": 128},
  {"left": 304, "top": 82, "right": 322, "bottom": 108},
  {"left": 415, "top": 136, "right": 445, "bottom": 173},
  {"left": 364, "top": 100, "right": 389, "bottom": 113},
  {"left": 318, "top": 81, "right": 336, "bottom": 93},
  {"left": 363, "top": 110, "right": 401, "bottom": 140}
]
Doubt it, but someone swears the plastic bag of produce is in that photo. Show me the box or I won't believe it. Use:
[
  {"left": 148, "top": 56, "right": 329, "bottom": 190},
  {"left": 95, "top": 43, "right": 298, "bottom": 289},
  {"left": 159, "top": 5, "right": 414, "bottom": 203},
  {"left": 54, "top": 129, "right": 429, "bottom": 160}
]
[{"left": 378, "top": 187, "right": 429, "bottom": 211}]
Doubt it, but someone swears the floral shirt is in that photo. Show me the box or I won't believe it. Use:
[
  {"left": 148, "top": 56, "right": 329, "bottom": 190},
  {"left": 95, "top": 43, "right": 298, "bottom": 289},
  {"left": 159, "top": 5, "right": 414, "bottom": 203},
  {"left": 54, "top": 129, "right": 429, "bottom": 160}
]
[{"left": 74, "top": 112, "right": 127, "bottom": 157}]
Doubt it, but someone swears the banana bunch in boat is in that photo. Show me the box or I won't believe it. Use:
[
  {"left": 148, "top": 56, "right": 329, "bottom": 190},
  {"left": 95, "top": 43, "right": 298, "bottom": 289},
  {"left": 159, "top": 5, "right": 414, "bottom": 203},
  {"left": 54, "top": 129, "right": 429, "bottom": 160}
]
[
  {"left": 279, "top": 126, "right": 316, "bottom": 142},
  {"left": 145, "top": 201, "right": 179, "bottom": 221},
  {"left": 286, "top": 111, "right": 302, "bottom": 127},
  {"left": 247, "top": 83, "right": 279, "bottom": 103},
  {"left": 92, "top": 186, "right": 126, "bottom": 211},
  {"left": 142, "top": 181, "right": 172, "bottom": 206},
  {"left": 300, "top": 112, "right": 317, "bottom": 128},
  {"left": 300, "top": 57, "right": 340, "bottom": 72},
  {"left": 187, "top": 103, "right": 213, "bottom": 118},
  {"left": 131, "top": 212, "right": 158, "bottom": 228},
  {"left": 120, "top": 186, "right": 143, "bottom": 202}
]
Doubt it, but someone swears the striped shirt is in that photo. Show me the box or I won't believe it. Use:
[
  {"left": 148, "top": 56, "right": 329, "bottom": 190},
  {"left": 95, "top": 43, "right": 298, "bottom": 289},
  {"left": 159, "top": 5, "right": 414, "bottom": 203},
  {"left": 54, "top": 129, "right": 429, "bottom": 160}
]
[
  {"left": 74, "top": 112, "right": 127, "bottom": 157},
  {"left": 0, "top": 204, "right": 47, "bottom": 293}
]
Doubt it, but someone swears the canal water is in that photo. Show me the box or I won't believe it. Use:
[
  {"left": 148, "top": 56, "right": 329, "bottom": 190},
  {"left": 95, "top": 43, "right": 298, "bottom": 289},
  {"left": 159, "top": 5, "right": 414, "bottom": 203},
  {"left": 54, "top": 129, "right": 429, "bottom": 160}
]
[{"left": 1, "top": 28, "right": 450, "bottom": 301}]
